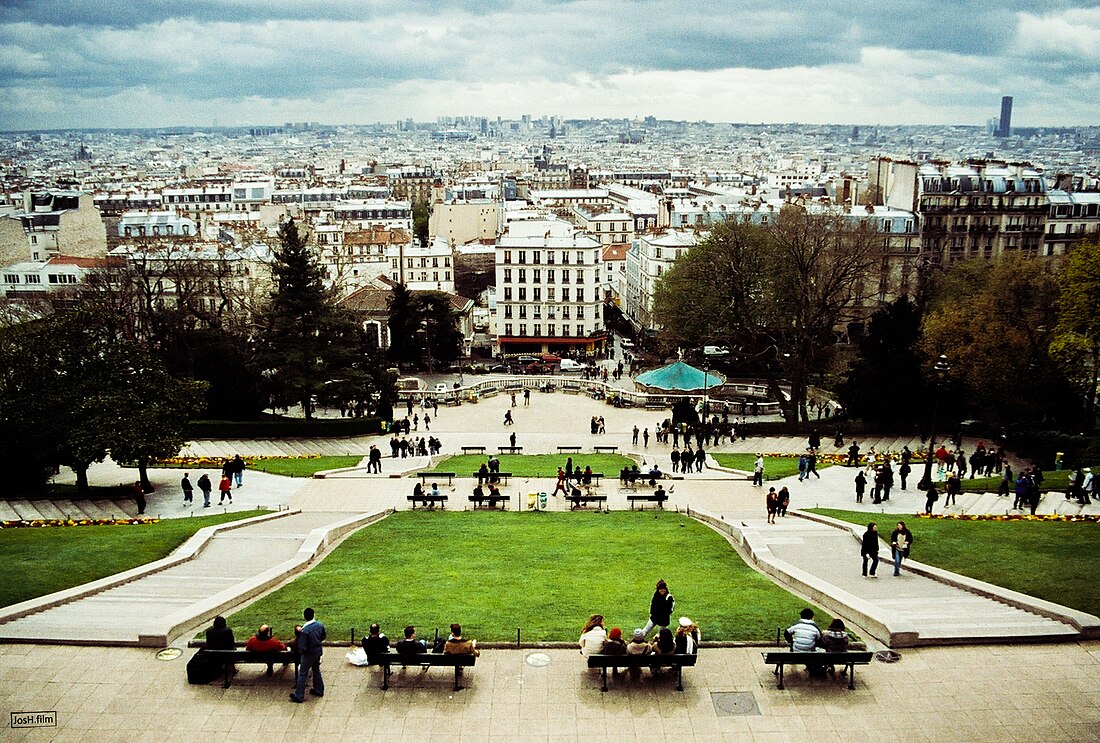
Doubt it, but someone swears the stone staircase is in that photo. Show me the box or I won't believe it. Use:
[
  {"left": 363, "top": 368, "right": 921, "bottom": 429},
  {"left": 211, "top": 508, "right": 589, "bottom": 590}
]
[
  {"left": 0, "top": 498, "right": 139, "bottom": 522},
  {"left": 940, "top": 490, "right": 1100, "bottom": 517}
]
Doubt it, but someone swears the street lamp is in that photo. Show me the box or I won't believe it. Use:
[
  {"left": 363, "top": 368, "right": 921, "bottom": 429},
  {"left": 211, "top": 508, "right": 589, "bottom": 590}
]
[
  {"left": 418, "top": 320, "right": 434, "bottom": 375},
  {"left": 918, "top": 354, "right": 950, "bottom": 491}
]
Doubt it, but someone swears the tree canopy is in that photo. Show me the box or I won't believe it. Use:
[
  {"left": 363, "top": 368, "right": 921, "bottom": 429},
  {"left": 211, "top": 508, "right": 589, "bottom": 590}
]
[
  {"left": 1051, "top": 239, "right": 1100, "bottom": 429},
  {"left": 387, "top": 286, "right": 462, "bottom": 368}
]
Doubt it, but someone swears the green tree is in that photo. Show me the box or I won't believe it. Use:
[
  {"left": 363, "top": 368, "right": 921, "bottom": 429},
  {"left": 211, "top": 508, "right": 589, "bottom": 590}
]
[
  {"left": 1051, "top": 239, "right": 1100, "bottom": 429},
  {"left": 386, "top": 283, "right": 416, "bottom": 366},
  {"left": 259, "top": 220, "right": 394, "bottom": 419},
  {"left": 837, "top": 297, "right": 931, "bottom": 426},
  {"left": 386, "top": 285, "right": 462, "bottom": 368},
  {"left": 413, "top": 201, "right": 430, "bottom": 247},
  {"left": 653, "top": 210, "right": 883, "bottom": 423},
  {"left": 920, "top": 254, "right": 1077, "bottom": 429}
]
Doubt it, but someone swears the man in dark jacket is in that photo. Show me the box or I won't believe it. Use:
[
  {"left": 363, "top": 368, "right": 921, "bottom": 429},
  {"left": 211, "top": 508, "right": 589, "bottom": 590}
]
[
  {"left": 395, "top": 625, "right": 427, "bottom": 654},
  {"left": 860, "top": 523, "right": 880, "bottom": 577},
  {"left": 642, "top": 579, "right": 675, "bottom": 634},
  {"left": 290, "top": 607, "right": 326, "bottom": 703}
]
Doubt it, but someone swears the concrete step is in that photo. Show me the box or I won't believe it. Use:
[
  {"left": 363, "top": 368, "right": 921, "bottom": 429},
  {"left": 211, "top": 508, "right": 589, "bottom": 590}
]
[
  {"left": 9, "top": 500, "right": 45, "bottom": 521},
  {"left": 0, "top": 500, "right": 22, "bottom": 521},
  {"left": 50, "top": 500, "right": 93, "bottom": 521},
  {"left": 28, "top": 500, "right": 66, "bottom": 520}
]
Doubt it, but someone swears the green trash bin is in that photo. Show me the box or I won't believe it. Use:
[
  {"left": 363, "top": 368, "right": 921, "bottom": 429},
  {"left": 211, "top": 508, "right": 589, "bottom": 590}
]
[{"left": 1055, "top": 452, "right": 1064, "bottom": 471}]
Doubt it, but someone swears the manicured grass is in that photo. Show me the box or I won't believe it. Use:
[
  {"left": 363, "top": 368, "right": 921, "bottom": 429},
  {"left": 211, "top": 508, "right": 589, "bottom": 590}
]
[
  {"left": 427, "top": 453, "right": 634, "bottom": 478},
  {"left": 808, "top": 508, "right": 1100, "bottom": 618},
  {"left": 227, "top": 511, "right": 829, "bottom": 643},
  {"left": 711, "top": 453, "right": 831, "bottom": 480},
  {"left": 0, "top": 510, "right": 269, "bottom": 608},
  {"left": 249, "top": 456, "right": 363, "bottom": 477},
  {"left": 959, "top": 467, "right": 1092, "bottom": 494}
]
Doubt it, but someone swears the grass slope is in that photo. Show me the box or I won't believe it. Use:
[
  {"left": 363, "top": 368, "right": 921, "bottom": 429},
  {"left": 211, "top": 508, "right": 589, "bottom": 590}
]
[
  {"left": 427, "top": 454, "right": 634, "bottom": 478},
  {"left": 711, "top": 453, "right": 831, "bottom": 480},
  {"left": 0, "top": 510, "right": 268, "bottom": 608},
  {"left": 809, "top": 508, "right": 1100, "bottom": 618},
  {"left": 227, "top": 511, "right": 828, "bottom": 643},
  {"left": 250, "top": 456, "right": 363, "bottom": 477}
]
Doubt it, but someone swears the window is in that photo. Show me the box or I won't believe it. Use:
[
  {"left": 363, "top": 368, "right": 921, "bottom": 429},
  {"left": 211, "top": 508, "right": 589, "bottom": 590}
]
[
  {"left": 547, "top": 269, "right": 555, "bottom": 283},
  {"left": 533, "top": 305, "right": 541, "bottom": 318},
  {"left": 444, "top": 270, "right": 450, "bottom": 280},
  {"left": 576, "top": 250, "right": 584, "bottom": 264},
  {"left": 519, "top": 306, "right": 527, "bottom": 319},
  {"left": 433, "top": 271, "right": 439, "bottom": 281},
  {"left": 576, "top": 324, "right": 584, "bottom": 337},
  {"left": 548, "top": 324, "right": 556, "bottom": 336},
  {"left": 182, "top": 225, "right": 190, "bottom": 235},
  {"left": 519, "top": 324, "right": 527, "bottom": 336},
  {"left": 503, "top": 250, "right": 512, "bottom": 264},
  {"left": 533, "top": 269, "right": 541, "bottom": 283},
  {"left": 576, "top": 306, "right": 584, "bottom": 319},
  {"left": 562, "top": 325, "right": 570, "bottom": 336},
  {"left": 392, "top": 258, "right": 399, "bottom": 268},
  {"left": 576, "top": 288, "right": 584, "bottom": 302},
  {"left": 533, "top": 324, "right": 541, "bottom": 336},
  {"left": 504, "top": 288, "right": 512, "bottom": 300},
  {"left": 576, "top": 270, "right": 584, "bottom": 284},
  {"left": 519, "top": 251, "right": 527, "bottom": 264},
  {"left": 562, "top": 306, "right": 570, "bottom": 319},
  {"left": 655, "top": 247, "right": 662, "bottom": 258},
  {"left": 547, "top": 252, "right": 555, "bottom": 265},
  {"left": 548, "top": 287, "right": 556, "bottom": 300},
  {"left": 519, "top": 288, "right": 527, "bottom": 301},
  {"left": 561, "top": 251, "right": 570, "bottom": 264},
  {"left": 432, "top": 257, "right": 439, "bottom": 268},
  {"left": 445, "top": 257, "right": 451, "bottom": 267},
  {"left": 533, "top": 288, "right": 541, "bottom": 301},
  {"left": 24, "top": 274, "right": 41, "bottom": 284},
  {"left": 562, "top": 269, "right": 570, "bottom": 284},
  {"left": 504, "top": 269, "right": 512, "bottom": 282},
  {"left": 518, "top": 269, "right": 526, "bottom": 283},
  {"left": 504, "top": 306, "right": 512, "bottom": 319},
  {"left": 3, "top": 274, "right": 19, "bottom": 284},
  {"left": 505, "top": 323, "right": 513, "bottom": 336},
  {"left": 30, "top": 235, "right": 37, "bottom": 244}
]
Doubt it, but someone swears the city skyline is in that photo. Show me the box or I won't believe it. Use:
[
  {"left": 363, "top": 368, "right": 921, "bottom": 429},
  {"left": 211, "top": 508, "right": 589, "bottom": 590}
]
[{"left": 1, "top": 1, "right": 1099, "bottom": 131}]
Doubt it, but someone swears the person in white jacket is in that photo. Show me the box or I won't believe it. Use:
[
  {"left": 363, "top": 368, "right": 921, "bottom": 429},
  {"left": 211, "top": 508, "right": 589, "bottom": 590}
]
[{"left": 578, "top": 614, "right": 607, "bottom": 657}]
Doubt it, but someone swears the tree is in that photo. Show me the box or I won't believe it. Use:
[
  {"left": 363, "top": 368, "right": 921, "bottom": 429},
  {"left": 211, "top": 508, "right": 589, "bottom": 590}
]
[
  {"left": 258, "top": 219, "right": 393, "bottom": 419},
  {"left": 386, "top": 285, "right": 462, "bottom": 368},
  {"left": 413, "top": 201, "right": 430, "bottom": 248},
  {"left": 920, "top": 254, "right": 1077, "bottom": 429},
  {"left": 837, "top": 297, "right": 931, "bottom": 426},
  {"left": 0, "top": 306, "right": 205, "bottom": 493},
  {"left": 1051, "top": 239, "right": 1100, "bottom": 430},
  {"left": 653, "top": 210, "right": 883, "bottom": 423}
]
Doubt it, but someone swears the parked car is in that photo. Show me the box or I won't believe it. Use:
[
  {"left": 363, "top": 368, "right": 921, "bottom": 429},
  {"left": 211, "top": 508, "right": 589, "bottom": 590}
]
[{"left": 559, "top": 359, "right": 584, "bottom": 373}]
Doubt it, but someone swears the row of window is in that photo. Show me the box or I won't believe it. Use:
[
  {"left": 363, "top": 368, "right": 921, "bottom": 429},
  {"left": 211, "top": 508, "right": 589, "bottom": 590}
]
[
  {"left": 502, "top": 304, "right": 599, "bottom": 320},
  {"left": 502, "top": 324, "right": 588, "bottom": 338},
  {"left": 502, "top": 287, "right": 588, "bottom": 302},
  {"left": 124, "top": 225, "right": 190, "bottom": 237},
  {"left": 334, "top": 209, "right": 411, "bottom": 220},
  {"left": 164, "top": 193, "right": 231, "bottom": 203},
  {"left": 501, "top": 250, "right": 595, "bottom": 265},
  {"left": 501, "top": 268, "right": 595, "bottom": 284},
  {"left": 3, "top": 273, "right": 77, "bottom": 285}
]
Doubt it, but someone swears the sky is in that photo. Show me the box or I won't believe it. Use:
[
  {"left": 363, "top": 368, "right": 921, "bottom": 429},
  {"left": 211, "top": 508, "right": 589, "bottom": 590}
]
[{"left": 1, "top": 0, "right": 1099, "bottom": 131}]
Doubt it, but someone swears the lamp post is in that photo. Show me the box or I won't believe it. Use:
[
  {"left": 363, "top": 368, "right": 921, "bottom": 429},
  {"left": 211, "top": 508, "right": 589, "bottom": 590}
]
[
  {"left": 918, "top": 354, "right": 950, "bottom": 491},
  {"left": 418, "top": 320, "right": 434, "bottom": 375}
]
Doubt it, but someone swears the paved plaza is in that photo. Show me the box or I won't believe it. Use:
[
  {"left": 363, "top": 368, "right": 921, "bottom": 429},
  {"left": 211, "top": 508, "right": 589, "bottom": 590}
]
[{"left": 3, "top": 390, "right": 1099, "bottom": 741}]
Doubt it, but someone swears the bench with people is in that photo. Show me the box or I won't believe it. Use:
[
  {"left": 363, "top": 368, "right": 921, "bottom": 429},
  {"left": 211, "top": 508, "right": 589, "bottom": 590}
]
[
  {"left": 409, "top": 481, "right": 448, "bottom": 509},
  {"left": 628, "top": 484, "right": 669, "bottom": 510},
  {"left": 364, "top": 623, "right": 479, "bottom": 691},
  {"left": 187, "top": 618, "right": 300, "bottom": 689},
  {"left": 762, "top": 608, "right": 871, "bottom": 690},
  {"left": 469, "top": 482, "right": 510, "bottom": 510},
  {"left": 579, "top": 614, "right": 700, "bottom": 691},
  {"left": 566, "top": 484, "right": 607, "bottom": 510}
]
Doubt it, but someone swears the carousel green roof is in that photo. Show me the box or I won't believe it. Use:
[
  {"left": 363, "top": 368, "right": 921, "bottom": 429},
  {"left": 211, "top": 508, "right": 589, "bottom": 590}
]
[{"left": 635, "top": 360, "right": 725, "bottom": 391}]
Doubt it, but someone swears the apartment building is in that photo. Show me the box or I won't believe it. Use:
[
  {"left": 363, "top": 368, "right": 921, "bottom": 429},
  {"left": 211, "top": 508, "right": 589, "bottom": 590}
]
[
  {"left": 572, "top": 206, "right": 634, "bottom": 246},
  {"left": 389, "top": 235, "right": 455, "bottom": 293},
  {"left": 1044, "top": 191, "right": 1100, "bottom": 256},
  {"left": 0, "top": 190, "right": 107, "bottom": 266},
  {"left": 494, "top": 218, "right": 605, "bottom": 356},
  {"left": 429, "top": 199, "right": 501, "bottom": 246},
  {"left": 621, "top": 229, "right": 697, "bottom": 333}
]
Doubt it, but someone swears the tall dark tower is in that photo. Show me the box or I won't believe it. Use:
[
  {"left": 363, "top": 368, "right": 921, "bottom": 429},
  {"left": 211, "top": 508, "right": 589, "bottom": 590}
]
[{"left": 997, "top": 96, "right": 1013, "bottom": 137}]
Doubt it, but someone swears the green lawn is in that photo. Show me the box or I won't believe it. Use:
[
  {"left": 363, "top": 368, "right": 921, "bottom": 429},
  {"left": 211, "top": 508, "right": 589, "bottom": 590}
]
[
  {"left": 427, "top": 453, "right": 634, "bottom": 478},
  {"left": 0, "top": 510, "right": 269, "bottom": 608},
  {"left": 226, "top": 511, "right": 829, "bottom": 643},
  {"left": 959, "top": 467, "right": 1093, "bottom": 494},
  {"left": 249, "top": 456, "right": 363, "bottom": 477},
  {"left": 808, "top": 508, "right": 1100, "bottom": 618},
  {"left": 711, "top": 453, "right": 831, "bottom": 480}
]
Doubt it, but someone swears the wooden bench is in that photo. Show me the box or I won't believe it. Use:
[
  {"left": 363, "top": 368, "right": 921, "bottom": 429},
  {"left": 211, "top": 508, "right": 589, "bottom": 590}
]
[
  {"left": 628, "top": 494, "right": 667, "bottom": 510},
  {"left": 461, "top": 446, "right": 486, "bottom": 455},
  {"left": 577, "top": 472, "right": 604, "bottom": 487},
  {"left": 367, "top": 652, "right": 477, "bottom": 691},
  {"left": 498, "top": 446, "right": 522, "bottom": 454},
  {"left": 645, "top": 402, "right": 666, "bottom": 409},
  {"left": 586, "top": 653, "right": 697, "bottom": 692},
  {"left": 567, "top": 494, "right": 607, "bottom": 510},
  {"left": 761, "top": 651, "right": 873, "bottom": 690},
  {"left": 468, "top": 494, "right": 510, "bottom": 510},
  {"left": 472, "top": 471, "right": 511, "bottom": 485},
  {"left": 593, "top": 445, "right": 618, "bottom": 454},
  {"left": 197, "top": 649, "right": 299, "bottom": 689},
  {"left": 562, "top": 385, "right": 581, "bottom": 394},
  {"left": 417, "top": 472, "right": 455, "bottom": 486},
  {"left": 557, "top": 445, "right": 583, "bottom": 453},
  {"left": 407, "top": 494, "right": 448, "bottom": 510}
]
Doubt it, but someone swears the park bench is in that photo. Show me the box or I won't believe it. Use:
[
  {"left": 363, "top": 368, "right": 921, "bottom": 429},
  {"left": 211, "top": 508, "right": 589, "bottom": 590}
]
[
  {"left": 761, "top": 651, "right": 873, "bottom": 690},
  {"left": 196, "top": 649, "right": 299, "bottom": 689},
  {"left": 586, "top": 653, "right": 697, "bottom": 692},
  {"left": 562, "top": 384, "right": 581, "bottom": 394},
  {"left": 557, "top": 445, "right": 583, "bottom": 453},
  {"left": 418, "top": 472, "right": 454, "bottom": 486},
  {"left": 498, "top": 446, "right": 523, "bottom": 454},
  {"left": 566, "top": 493, "right": 607, "bottom": 510},
  {"left": 593, "top": 445, "right": 618, "bottom": 454},
  {"left": 576, "top": 472, "right": 604, "bottom": 487},
  {"left": 461, "top": 446, "right": 486, "bottom": 455},
  {"left": 367, "top": 653, "right": 477, "bottom": 691},
  {"left": 645, "top": 402, "right": 666, "bottom": 409},
  {"left": 407, "top": 494, "right": 448, "bottom": 510},
  {"left": 480, "top": 389, "right": 499, "bottom": 398},
  {"left": 472, "top": 471, "right": 511, "bottom": 484},
  {"left": 468, "top": 493, "right": 510, "bottom": 510},
  {"left": 628, "top": 493, "right": 667, "bottom": 510}
]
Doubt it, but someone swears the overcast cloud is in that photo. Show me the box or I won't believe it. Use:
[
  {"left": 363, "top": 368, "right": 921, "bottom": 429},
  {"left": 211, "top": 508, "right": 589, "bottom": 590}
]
[{"left": 1, "top": 0, "right": 1098, "bottom": 130}]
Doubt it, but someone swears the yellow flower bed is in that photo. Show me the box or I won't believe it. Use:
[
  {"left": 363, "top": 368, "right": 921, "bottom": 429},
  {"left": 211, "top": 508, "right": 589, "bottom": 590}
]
[
  {"left": 916, "top": 513, "right": 1100, "bottom": 523},
  {"left": 1, "top": 517, "right": 160, "bottom": 529},
  {"left": 763, "top": 451, "right": 928, "bottom": 464}
]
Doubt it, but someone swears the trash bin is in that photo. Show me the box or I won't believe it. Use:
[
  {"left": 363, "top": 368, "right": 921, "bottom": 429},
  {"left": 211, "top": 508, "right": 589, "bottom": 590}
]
[
  {"left": 539, "top": 492, "right": 548, "bottom": 510},
  {"left": 527, "top": 492, "right": 538, "bottom": 510},
  {"left": 1055, "top": 452, "right": 1064, "bottom": 471}
]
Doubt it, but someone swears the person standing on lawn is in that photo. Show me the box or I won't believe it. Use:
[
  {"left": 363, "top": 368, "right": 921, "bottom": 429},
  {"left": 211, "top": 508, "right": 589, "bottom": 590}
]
[
  {"left": 641, "top": 579, "right": 675, "bottom": 635},
  {"left": 890, "top": 522, "right": 914, "bottom": 576}
]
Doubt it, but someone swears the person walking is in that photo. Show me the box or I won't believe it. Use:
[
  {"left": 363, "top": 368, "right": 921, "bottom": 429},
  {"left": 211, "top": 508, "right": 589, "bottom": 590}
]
[
  {"left": 632, "top": 426, "right": 639, "bottom": 446},
  {"left": 523, "top": 389, "right": 530, "bottom": 406},
  {"left": 218, "top": 473, "right": 233, "bottom": 504},
  {"left": 181, "top": 473, "right": 194, "bottom": 504},
  {"left": 898, "top": 459, "right": 911, "bottom": 490},
  {"left": 642, "top": 428, "right": 649, "bottom": 447},
  {"left": 890, "top": 522, "right": 913, "bottom": 576},
  {"left": 924, "top": 484, "right": 939, "bottom": 514},
  {"left": 753, "top": 454, "right": 765, "bottom": 487},
  {"left": 854, "top": 470, "right": 867, "bottom": 503},
  {"left": 197, "top": 473, "right": 212, "bottom": 508},
  {"left": 861, "top": 522, "right": 880, "bottom": 577},
  {"left": 230, "top": 454, "right": 246, "bottom": 488},
  {"left": 289, "top": 607, "right": 326, "bottom": 703},
  {"left": 766, "top": 487, "right": 778, "bottom": 524}
]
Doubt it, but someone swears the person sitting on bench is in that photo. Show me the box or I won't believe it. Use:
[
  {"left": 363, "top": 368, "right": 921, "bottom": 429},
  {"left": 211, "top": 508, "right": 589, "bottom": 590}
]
[
  {"left": 395, "top": 625, "right": 426, "bottom": 654},
  {"left": 578, "top": 614, "right": 607, "bottom": 658},
  {"left": 361, "top": 623, "right": 389, "bottom": 655},
  {"left": 245, "top": 624, "right": 287, "bottom": 676},
  {"left": 488, "top": 482, "right": 502, "bottom": 500},
  {"left": 784, "top": 607, "right": 825, "bottom": 676},
  {"left": 443, "top": 623, "right": 479, "bottom": 676},
  {"left": 819, "top": 618, "right": 851, "bottom": 677},
  {"left": 412, "top": 482, "right": 424, "bottom": 501},
  {"left": 650, "top": 627, "right": 675, "bottom": 656},
  {"left": 472, "top": 483, "right": 485, "bottom": 501},
  {"left": 570, "top": 484, "right": 583, "bottom": 498},
  {"left": 674, "top": 617, "right": 700, "bottom": 654},
  {"left": 647, "top": 465, "right": 663, "bottom": 486},
  {"left": 619, "top": 467, "right": 631, "bottom": 485},
  {"left": 628, "top": 465, "right": 640, "bottom": 484},
  {"left": 654, "top": 485, "right": 666, "bottom": 501},
  {"left": 430, "top": 482, "right": 442, "bottom": 499},
  {"left": 582, "top": 466, "right": 593, "bottom": 485},
  {"left": 477, "top": 463, "right": 489, "bottom": 484},
  {"left": 601, "top": 626, "right": 628, "bottom": 655}
]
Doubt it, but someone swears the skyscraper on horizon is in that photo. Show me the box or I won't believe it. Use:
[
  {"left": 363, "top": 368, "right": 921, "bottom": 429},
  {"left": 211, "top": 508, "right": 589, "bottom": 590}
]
[{"left": 996, "top": 96, "right": 1013, "bottom": 137}]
